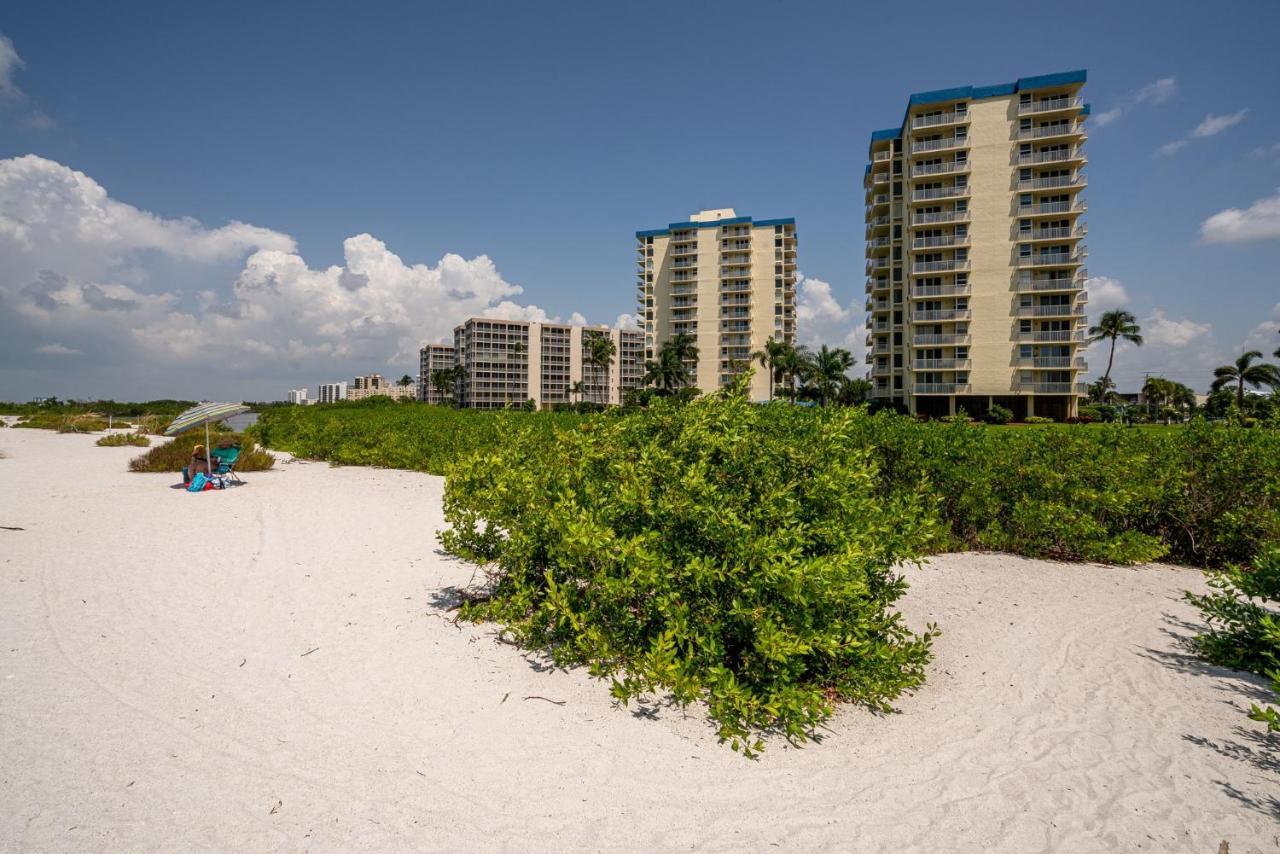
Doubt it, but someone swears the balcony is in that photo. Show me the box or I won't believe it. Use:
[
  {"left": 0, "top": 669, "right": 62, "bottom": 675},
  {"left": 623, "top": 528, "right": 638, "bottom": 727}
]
[
  {"left": 911, "top": 136, "right": 967, "bottom": 154},
  {"left": 720, "top": 266, "right": 752, "bottom": 278},
  {"left": 867, "top": 214, "right": 891, "bottom": 228},
  {"left": 1019, "top": 200, "right": 1088, "bottom": 217},
  {"left": 911, "top": 111, "right": 969, "bottom": 130},
  {"left": 1017, "top": 147, "right": 1087, "bottom": 167},
  {"left": 672, "top": 260, "right": 697, "bottom": 269},
  {"left": 1016, "top": 174, "right": 1086, "bottom": 192},
  {"left": 1016, "top": 276, "right": 1085, "bottom": 292},
  {"left": 1017, "top": 251, "right": 1086, "bottom": 268},
  {"left": 912, "top": 184, "right": 970, "bottom": 202},
  {"left": 873, "top": 149, "right": 893, "bottom": 162},
  {"left": 872, "top": 171, "right": 890, "bottom": 184},
  {"left": 1016, "top": 122, "right": 1086, "bottom": 142},
  {"left": 1018, "top": 96, "right": 1085, "bottom": 116},
  {"left": 911, "top": 234, "right": 969, "bottom": 249},
  {"left": 912, "top": 258, "right": 970, "bottom": 274},
  {"left": 1022, "top": 225, "right": 1087, "bottom": 241},
  {"left": 1019, "top": 381, "right": 1090, "bottom": 394},
  {"left": 870, "top": 193, "right": 891, "bottom": 206},
  {"left": 1017, "top": 330, "right": 1086, "bottom": 343},
  {"left": 670, "top": 284, "right": 697, "bottom": 295},
  {"left": 913, "top": 308, "right": 971, "bottom": 322},
  {"left": 912, "top": 282, "right": 970, "bottom": 298},
  {"left": 1019, "top": 356, "right": 1087, "bottom": 369},
  {"left": 870, "top": 364, "right": 895, "bottom": 377},
  {"left": 914, "top": 383, "right": 972, "bottom": 394},
  {"left": 911, "top": 160, "right": 970, "bottom": 178},
  {"left": 1017, "top": 303, "right": 1084, "bottom": 318},
  {"left": 913, "top": 358, "right": 971, "bottom": 371},
  {"left": 867, "top": 236, "right": 892, "bottom": 251},
  {"left": 866, "top": 298, "right": 889, "bottom": 312},
  {"left": 912, "top": 209, "right": 970, "bottom": 226},
  {"left": 912, "top": 334, "right": 971, "bottom": 346},
  {"left": 867, "top": 258, "right": 890, "bottom": 272}
]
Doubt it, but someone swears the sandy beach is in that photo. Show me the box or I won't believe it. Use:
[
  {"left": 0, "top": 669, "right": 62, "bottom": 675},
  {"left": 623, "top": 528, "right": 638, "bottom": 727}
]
[{"left": 0, "top": 426, "right": 1276, "bottom": 853}]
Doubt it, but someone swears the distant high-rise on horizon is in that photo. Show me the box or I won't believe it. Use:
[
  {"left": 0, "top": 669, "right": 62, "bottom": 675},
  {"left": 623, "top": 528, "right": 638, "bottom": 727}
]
[
  {"left": 637, "top": 209, "right": 797, "bottom": 401},
  {"left": 864, "top": 70, "right": 1090, "bottom": 420},
  {"left": 317, "top": 382, "right": 347, "bottom": 403}
]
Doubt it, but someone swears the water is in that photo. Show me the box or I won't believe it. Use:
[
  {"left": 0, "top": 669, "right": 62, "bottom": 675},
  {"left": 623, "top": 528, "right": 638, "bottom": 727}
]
[{"left": 222, "top": 412, "right": 259, "bottom": 431}]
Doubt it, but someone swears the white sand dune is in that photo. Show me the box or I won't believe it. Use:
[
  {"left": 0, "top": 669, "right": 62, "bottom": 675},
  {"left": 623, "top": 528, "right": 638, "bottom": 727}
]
[{"left": 0, "top": 426, "right": 1276, "bottom": 853}]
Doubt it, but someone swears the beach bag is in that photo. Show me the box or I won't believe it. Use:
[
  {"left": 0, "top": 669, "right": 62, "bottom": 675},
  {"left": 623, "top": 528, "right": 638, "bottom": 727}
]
[{"left": 188, "top": 472, "right": 208, "bottom": 492}]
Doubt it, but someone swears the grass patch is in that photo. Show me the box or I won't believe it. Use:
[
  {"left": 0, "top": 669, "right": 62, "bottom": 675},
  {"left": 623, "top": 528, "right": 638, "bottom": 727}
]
[
  {"left": 128, "top": 432, "right": 275, "bottom": 473},
  {"left": 96, "top": 433, "right": 151, "bottom": 448},
  {"left": 13, "top": 412, "right": 112, "bottom": 433}
]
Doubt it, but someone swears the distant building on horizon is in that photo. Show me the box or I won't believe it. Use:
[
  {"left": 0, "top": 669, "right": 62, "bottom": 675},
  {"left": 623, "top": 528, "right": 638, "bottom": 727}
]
[
  {"left": 452, "top": 317, "right": 642, "bottom": 410},
  {"left": 317, "top": 382, "right": 347, "bottom": 404},
  {"left": 637, "top": 208, "right": 797, "bottom": 401},
  {"left": 286, "top": 388, "right": 309, "bottom": 405},
  {"left": 346, "top": 372, "right": 416, "bottom": 402},
  {"left": 863, "top": 70, "right": 1090, "bottom": 420},
  {"left": 418, "top": 344, "right": 457, "bottom": 404}
]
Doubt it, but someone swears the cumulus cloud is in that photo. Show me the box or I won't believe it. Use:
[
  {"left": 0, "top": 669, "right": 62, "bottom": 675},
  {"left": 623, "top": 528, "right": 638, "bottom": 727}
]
[
  {"left": 1087, "top": 306, "right": 1221, "bottom": 392},
  {"left": 1093, "top": 76, "right": 1176, "bottom": 127},
  {"left": 1157, "top": 108, "right": 1248, "bottom": 156},
  {"left": 1240, "top": 302, "right": 1280, "bottom": 356},
  {"left": 1200, "top": 187, "right": 1280, "bottom": 243},
  {"left": 613, "top": 312, "right": 640, "bottom": 331},
  {"left": 34, "top": 343, "right": 82, "bottom": 356},
  {"left": 0, "top": 155, "right": 562, "bottom": 399},
  {"left": 1084, "top": 276, "right": 1129, "bottom": 312},
  {"left": 794, "top": 273, "right": 865, "bottom": 365}
]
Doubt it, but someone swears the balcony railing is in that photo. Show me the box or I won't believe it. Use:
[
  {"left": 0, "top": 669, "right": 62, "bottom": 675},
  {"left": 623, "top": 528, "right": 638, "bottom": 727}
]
[
  {"left": 1017, "top": 147, "right": 1086, "bottom": 166},
  {"left": 1016, "top": 123, "right": 1085, "bottom": 141},
  {"left": 912, "top": 334, "right": 971, "bottom": 346},
  {"left": 1018, "top": 200, "right": 1087, "bottom": 216},
  {"left": 1019, "top": 381, "right": 1089, "bottom": 394},
  {"left": 912, "top": 209, "right": 970, "bottom": 225},
  {"left": 1023, "top": 225, "right": 1086, "bottom": 241},
  {"left": 1016, "top": 276, "right": 1085, "bottom": 292},
  {"left": 1017, "top": 252, "right": 1086, "bottom": 268},
  {"left": 912, "top": 283, "right": 971, "bottom": 298},
  {"left": 913, "top": 309, "right": 972, "bottom": 322},
  {"left": 872, "top": 171, "right": 890, "bottom": 184},
  {"left": 912, "top": 185, "right": 970, "bottom": 202},
  {"left": 911, "top": 136, "right": 967, "bottom": 154},
  {"left": 1017, "top": 175, "right": 1086, "bottom": 192},
  {"left": 911, "top": 160, "right": 970, "bottom": 177},
  {"left": 913, "top": 358, "right": 971, "bottom": 371},
  {"left": 1018, "top": 330, "right": 1086, "bottom": 343},
  {"left": 1017, "top": 303, "right": 1083, "bottom": 318},
  {"left": 912, "top": 234, "right": 969, "bottom": 249},
  {"left": 867, "top": 258, "right": 890, "bottom": 271},
  {"left": 720, "top": 266, "right": 751, "bottom": 276},
  {"left": 914, "top": 383, "right": 972, "bottom": 394},
  {"left": 868, "top": 215, "right": 891, "bottom": 227},
  {"left": 913, "top": 259, "right": 970, "bottom": 274},
  {"left": 871, "top": 193, "right": 890, "bottom": 205},
  {"left": 867, "top": 236, "right": 892, "bottom": 249},
  {"left": 1019, "top": 357, "right": 1085, "bottom": 369},
  {"left": 912, "top": 111, "right": 969, "bottom": 129},
  {"left": 1018, "top": 96, "right": 1085, "bottom": 115},
  {"left": 873, "top": 150, "right": 892, "bottom": 162}
]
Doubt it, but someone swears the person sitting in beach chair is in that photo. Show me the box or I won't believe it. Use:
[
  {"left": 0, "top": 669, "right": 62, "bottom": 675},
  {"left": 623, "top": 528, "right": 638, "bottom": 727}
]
[
  {"left": 210, "top": 440, "right": 243, "bottom": 484},
  {"left": 183, "top": 444, "right": 210, "bottom": 485}
]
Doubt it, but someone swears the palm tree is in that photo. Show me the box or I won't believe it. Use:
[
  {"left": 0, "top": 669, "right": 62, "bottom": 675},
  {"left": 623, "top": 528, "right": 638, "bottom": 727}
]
[
  {"left": 585, "top": 331, "right": 617, "bottom": 405},
  {"left": 774, "top": 344, "right": 811, "bottom": 403},
  {"left": 428, "top": 368, "right": 453, "bottom": 404},
  {"left": 643, "top": 334, "right": 698, "bottom": 394},
  {"left": 1087, "top": 310, "right": 1144, "bottom": 387},
  {"left": 1212, "top": 351, "right": 1280, "bottom": 411},
  {"left": 751, "top": 339, "right": 792, "bottom": 401},
  {"left": 570, "top": 380, "right": 585, "bottom": 406},
  {"left": 1087, "top": 375, "right": 1116, "bottom": 403},
  {"left": 804, "top": 345, "right": 856, "bottom": 406},
  {"left": 398, "top": 374, "right": 414, "bottom": 388}
]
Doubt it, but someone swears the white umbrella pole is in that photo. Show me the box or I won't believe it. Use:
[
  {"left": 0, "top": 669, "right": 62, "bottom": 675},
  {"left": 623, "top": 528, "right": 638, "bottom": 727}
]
[{"left": 205, "top": 421, "right": 212, "bottom": 478}]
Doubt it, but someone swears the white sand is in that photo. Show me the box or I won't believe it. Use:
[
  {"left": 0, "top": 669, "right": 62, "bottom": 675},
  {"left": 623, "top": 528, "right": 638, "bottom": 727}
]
[{"left": 0, "top": 426, "right": 1276, "bottom": 853}]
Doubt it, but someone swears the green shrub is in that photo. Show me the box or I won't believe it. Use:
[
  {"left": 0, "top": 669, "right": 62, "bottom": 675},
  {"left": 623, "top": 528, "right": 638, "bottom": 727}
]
[
  {"left": 441, "top": 390, "right": 940, "bottom": 755},
  {"left": 13, "top": 412, "right": 111, "bottom": 432},
  {"left": 128, "top": 432, "right": 274, "bottom": 473},
  {"left": 1185, "top": 547, "right": 1280, "bottom": 732},
  {"left": 96, "top": 432, "right": 151, "bottom": 447},
  {"left": 1022, "top": 415, "right": 1054, "bottom": 424},
  {"left": 984, "top": 404, "right": 1013, "bottom": 425}
]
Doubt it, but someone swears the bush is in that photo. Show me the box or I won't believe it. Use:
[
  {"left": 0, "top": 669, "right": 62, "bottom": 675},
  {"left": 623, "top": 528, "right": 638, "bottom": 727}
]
[
  {"left": 13, "top": 412, "right": 111, "bottom": 432},
  {"left": 96, "top": 432, "right": 151, "bottom": 447},
  {"left": 128, "top": 432, "right": 274, "bottom": 473},
  {"left": 1022, "top": 415, "right": 1054, "bottom": 425},
  {"left": 441, "top": 390, "right": 940, "bottom": 755},
  {"left": 1185, "top": 547, "right": 1280, "bottom": 732},
  {"left": 983, "top": 404, "right": 1013, "bottom": 425}
]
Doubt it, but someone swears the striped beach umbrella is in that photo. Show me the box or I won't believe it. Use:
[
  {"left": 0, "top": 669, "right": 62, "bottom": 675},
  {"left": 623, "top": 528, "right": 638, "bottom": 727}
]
[{"left": 165, "top": 402, "right": 250, "bottom": 479}]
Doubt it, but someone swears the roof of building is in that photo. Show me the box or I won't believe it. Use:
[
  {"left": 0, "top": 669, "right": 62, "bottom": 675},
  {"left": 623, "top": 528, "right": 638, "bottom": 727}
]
[{"left": 636, "top": 214, "right": 796, "bottom": 239}]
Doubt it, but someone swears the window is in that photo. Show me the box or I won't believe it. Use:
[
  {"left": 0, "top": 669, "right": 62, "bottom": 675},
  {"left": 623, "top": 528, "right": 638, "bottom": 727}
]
[
  {"left": 1019, "top": 219, "right": 1032, "bottom": 233},
  {"left": 1019, "top": 243, "right": 1032, "bottom": 257}
]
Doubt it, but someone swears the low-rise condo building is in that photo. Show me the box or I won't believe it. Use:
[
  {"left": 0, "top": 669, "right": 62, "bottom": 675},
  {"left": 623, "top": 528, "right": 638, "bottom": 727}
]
[
  {"left": 637, "top": 208, "right": 797, "bottom": 401},
  {"left": 346, "top": 372, "right": 417, "bottom": 402},
  {"left": 317, "top": 382, "right": 347, "bottom": 403},
  {"left": 286, "top": 388, "right": 309, "bottom": 405},
  {"left": 418, "top": 344, "right": 457, "bottom": 404},
  {"left": 863, "top": 70, "right": 1090, "bottom": 420},
  {"left": 452, "top": 317, "right": 643, "bottom": 410}
]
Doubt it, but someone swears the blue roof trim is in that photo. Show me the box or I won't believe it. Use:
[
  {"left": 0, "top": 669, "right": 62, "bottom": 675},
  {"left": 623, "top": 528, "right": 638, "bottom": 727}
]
[
  {"left": 636, "top": 215, "right": 793, "bottom": 238},
  {"left": 1017, "top": 69, "right": 1087, "bottom": 91},
  {"left": 1081, "top": 103, "right": 1091, "bottom": 116},
  {"left": 870, "top": 127, "right": 900, "bottom": 141}
]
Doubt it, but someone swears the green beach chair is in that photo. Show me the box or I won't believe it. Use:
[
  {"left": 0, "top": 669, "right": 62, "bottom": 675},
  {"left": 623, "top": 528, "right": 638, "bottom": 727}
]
[{"left": 210, "top": 444, "right": 244, "bottom": 484}]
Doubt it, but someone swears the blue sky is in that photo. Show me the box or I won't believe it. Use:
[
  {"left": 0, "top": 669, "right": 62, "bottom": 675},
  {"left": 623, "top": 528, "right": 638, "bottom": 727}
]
[{"left": 1, "top": 0, "right": 1278, "bottom": 399}]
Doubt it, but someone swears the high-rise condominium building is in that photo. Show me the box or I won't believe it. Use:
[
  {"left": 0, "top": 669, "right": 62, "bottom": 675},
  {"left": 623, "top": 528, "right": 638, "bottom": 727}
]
[
  {"left": 286, "top": 388, "right": 309, "bottom": 405},
  {"left": 347, "top": 372, "right": 417, "bottom": 401},
  {"left": 864, "top": 70, "right": 1090, "bottom": 420},
  {"left": 418, "top": 344, "right": 457, "bottom": 404},
  {"left": 317, "top": 382, "right": 347, "bottom": 403},
  {"left": 637, "top": 208, "right": 797, "bottom": 401},
  {"left": 452, "top": 317, "right": 643, "bottom": 410}
]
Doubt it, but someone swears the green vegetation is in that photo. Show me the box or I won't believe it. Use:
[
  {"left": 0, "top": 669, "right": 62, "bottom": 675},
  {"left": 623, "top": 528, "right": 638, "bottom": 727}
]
[
  {"left": 1087, "top": 309, "right": 1144, "bottom": 387},
  {"left": 128, "top": 432, "right": 274, "bottom": 473},
  {"left": 0, "top": 399, "right": 193, "bottom": 418},
  {"left": 96, "top": 432, "right": 151, "bottom": 447},
  {"left": 12, "top": 412, "right": 112, "bottom": 433},
  {"left": 441, "top": 385, "right": 938, "bottom": 754}
]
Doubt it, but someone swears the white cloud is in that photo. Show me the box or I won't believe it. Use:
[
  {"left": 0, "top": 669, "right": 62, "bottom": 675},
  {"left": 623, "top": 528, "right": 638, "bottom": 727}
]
[
  {"left": 1157, "top": 107, "right": 1248, "bottom": 156},
  {"left": 794, "top": 273, "right": 865, "bottom": 364},
  {"left": 1240, "top": 302, "right": 1280, "bottom": 356},
  {"left": 1200, "top": 187, "right": 1280, "bottom": 243},
  {"left": 613, "top": 312, "right": 640, "bottom": 331},
  {"left": 1191, "top": 109, "right": 1249, "bottom": 138},
  {"left": 0, "top": 156, "right": 564, "bottom": 399},
  {"left": 21, "top": 109, "right": 53, "bottom": 130},
  {"left": 1093, "top": 76, "right": 1176, "bottom": 127},
  {"left": 1084, "top": 276, "right": 1129, "bottom": 312},
  {"left": 34, "top": 343, "right": 81, "bottom": 356},
  {"left": 1252, "top": 142, "right": 1280, "bottom": 159},
  {"left": 0, "top": 34, "right": 24, "bottom": 100},
  {"left": 1089, "top": 307, "right": 1221, "bottom": 392},
  {"left": 1142, "top": 308, "right": 1212, "bottom": 348}
]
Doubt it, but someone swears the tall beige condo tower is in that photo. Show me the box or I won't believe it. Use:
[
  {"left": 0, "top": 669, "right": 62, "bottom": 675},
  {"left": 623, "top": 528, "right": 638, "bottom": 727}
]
[
  {"left": 637, "top": 209, "right": 797, "bottom": 400},
  {"left": 864, "top": 70, "right": 1089, "bottom": 420}
]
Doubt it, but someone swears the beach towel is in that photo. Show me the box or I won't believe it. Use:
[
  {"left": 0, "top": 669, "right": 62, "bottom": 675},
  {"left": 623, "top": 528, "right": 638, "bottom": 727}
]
[{"left": 188, "top": 472, "right": 208, "bottom": 492}]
